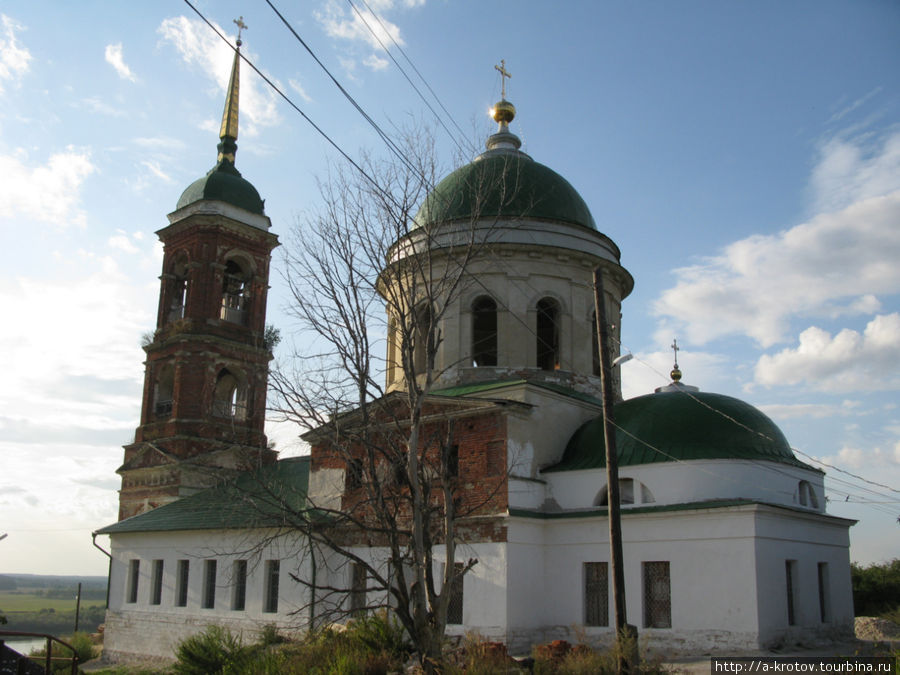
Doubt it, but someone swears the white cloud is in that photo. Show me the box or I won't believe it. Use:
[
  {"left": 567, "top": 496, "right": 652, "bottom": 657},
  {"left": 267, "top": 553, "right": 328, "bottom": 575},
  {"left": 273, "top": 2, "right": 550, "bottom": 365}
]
[
  {"left": 654, "top": 142, "right": 900, "bottom": 348},
  {"left": 818, "top": 443, "right": 900, "bottom": 469},
  {"left": 289, "top": 78, "right": 313, "bottom": 103},
  {"left": 0, "top": 149, "right": 95, "bottom": 227},
  {"left": 315, "top": 0, "right": 405, "bottom": 51},
  {"left": 363, "top": 53, "right": 389, "bottom": 71},
  {"left": 755, "top": 313, "right": 900, "bottom": 392},
  {"left": 104, "top": 42, "right": 136, "bottom": 82},
  {"left": 158, "top": 16, "right": 280, "bottom": 136},
  {"left": 81, "top": 96, "right": 126, "bottom": 117},
  {"left": 758, "top": 400, "right": 861, "bottom": 421},
  {"left": 810, "top": 129, "right": 900, "bottom": 214},
  {"left": 141, "top": 159, "right": 173, "bottom": 183},
  {"left": 0, "top": 14, "right": 31, "bottom": 94},
  {"left": 621, "top": 348, "right": 729, "bottom": 400}
]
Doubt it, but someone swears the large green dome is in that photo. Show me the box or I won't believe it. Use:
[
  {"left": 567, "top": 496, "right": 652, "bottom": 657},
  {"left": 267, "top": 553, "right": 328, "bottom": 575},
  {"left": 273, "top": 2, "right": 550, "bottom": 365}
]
[
  {"left": 177, "top": 160, "right": 265, "bottom": 215},
  {"left": 415, "top": 152, "right": 597, "bottom": 230},
  {"left": 547, "top": 389, "right": 812, "bottom": 472}
]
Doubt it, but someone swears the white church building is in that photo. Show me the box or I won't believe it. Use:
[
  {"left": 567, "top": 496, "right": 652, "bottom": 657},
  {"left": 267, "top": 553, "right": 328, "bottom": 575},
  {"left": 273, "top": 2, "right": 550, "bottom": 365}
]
[{"left": 95, "top": 49, "right": 855, "bottom": 660}]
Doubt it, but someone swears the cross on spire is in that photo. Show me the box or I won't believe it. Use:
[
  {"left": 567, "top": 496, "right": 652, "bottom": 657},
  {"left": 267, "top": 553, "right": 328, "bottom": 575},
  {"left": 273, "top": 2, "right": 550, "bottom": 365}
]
[
  {"left": 495, "top": 59, "right": 511, "bottom": 99},
  {"left": 671, "top": 338, "right": 680, "bottom": 368},
  {"left": 234, "top": 16, "right": 247, "bottom": 46}
]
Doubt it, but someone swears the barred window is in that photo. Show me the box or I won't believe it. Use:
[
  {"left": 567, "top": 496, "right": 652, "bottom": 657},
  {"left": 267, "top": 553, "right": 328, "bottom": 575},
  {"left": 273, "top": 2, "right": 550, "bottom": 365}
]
[
  {"left": 175, "top": 560, "right": 189, "bottom": 607},
  {"left": 446, "top": 562, "right": 464, "bottom": 625},
  {"left": 232, "top": 560, "right": 247, "bottom": 611},
  {"left": 350, "top": 563, "right": 367, "bottom": 615},
  {"left": 127, "top": 559, "right": 140, "bottom": 604},
  {"left": 643, "top": 561, "right": 671, "bottom": 629},
  {"left": 786, "top": 560, "right": 798, "bottom": 625},
  {"left": 202, "top": 559, "right": 217, "bottom": 609},
  {"left": 264, "top": 560, "right": 280, "bottom": 614},
  {"left": 585, "top": 562, "right": 609, "bottom": 626},
  {"left": 150, "top": 560, "right": 164, "bottom": 606}
]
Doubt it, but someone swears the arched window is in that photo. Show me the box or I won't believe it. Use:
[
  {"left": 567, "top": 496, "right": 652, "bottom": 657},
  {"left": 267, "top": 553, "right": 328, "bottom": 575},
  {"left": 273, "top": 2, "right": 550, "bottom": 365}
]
[
  {"left": 471, "top": 296, "right": 498, "bottom": 367},
  {"left": 536, "top": 297, "right": 560, "bottom": 371},
  {"left": 153, "top": 364, "right": 175, "bottom": 417},
  {"left": 413, "top": 304, "right": 433, "bottom": 374},
  {"left": 594, "top": 478, "right": 635, "bottom": 506},
  {"left": 212, "top": 368, "right": 247, "bottom": 419},
  {"left": 798, "top": 480, "right": 819, "bottom": 508},
  {"left": 167, "top": 254, "right": 189, "bottom": 322},
  {"left": 221, "top": 259, "right": 250, "bottom": 325},
  {"left": 591, "top": 310, "right": 602, "bottom": 376}
]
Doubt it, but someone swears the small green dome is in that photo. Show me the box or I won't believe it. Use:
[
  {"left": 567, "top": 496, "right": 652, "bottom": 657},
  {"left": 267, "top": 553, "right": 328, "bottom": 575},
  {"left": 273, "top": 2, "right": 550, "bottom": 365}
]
[
  {"left": 415, "top": 153, "right": 597, "bottom": 230},
  {"left": 177, "top": 160, "right": 265, "bottom": 215},
  {"left": 547, "top": 390, "right": 809, "bottom": 472}
]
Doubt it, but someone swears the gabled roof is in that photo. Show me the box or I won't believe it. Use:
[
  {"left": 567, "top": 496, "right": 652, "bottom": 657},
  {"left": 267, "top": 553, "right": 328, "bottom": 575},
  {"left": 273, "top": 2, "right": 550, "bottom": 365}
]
[{"left": 96, "top": 456, "right": 310, "bottom": 535}]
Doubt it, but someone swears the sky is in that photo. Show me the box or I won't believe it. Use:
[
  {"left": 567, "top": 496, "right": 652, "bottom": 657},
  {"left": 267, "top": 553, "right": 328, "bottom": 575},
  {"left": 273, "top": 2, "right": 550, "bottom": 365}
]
[{"left": 0, "top": 1, "right": 898, "bottom": 575}]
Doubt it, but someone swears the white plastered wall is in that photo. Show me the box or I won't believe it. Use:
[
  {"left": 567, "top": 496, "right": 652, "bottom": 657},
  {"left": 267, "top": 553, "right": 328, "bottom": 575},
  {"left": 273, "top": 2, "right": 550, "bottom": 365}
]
[{"left": 104, "top": 529, "right": 313, "bottom": 661}]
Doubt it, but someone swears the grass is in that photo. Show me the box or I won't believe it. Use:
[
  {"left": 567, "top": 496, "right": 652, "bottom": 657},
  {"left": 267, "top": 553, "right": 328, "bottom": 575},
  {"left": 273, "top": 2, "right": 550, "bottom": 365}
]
[{"left": 0, "top": 590, "right": 86, "bottom": 612}]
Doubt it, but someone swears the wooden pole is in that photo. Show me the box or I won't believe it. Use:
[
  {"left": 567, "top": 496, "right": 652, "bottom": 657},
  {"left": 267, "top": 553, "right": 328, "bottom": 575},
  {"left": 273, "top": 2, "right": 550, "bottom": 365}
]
[
  {"left": 593, "top": 267, "right": 634, "bottom": 670},
  {"left": 73, "top": 582, "right": 82, "bottom": 633}
]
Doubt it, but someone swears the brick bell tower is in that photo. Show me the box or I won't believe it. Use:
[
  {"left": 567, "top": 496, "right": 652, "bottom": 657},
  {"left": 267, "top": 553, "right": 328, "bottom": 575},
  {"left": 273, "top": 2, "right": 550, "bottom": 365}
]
[{"left": 117, "top": 28, "right": 279, "bottom": 520}]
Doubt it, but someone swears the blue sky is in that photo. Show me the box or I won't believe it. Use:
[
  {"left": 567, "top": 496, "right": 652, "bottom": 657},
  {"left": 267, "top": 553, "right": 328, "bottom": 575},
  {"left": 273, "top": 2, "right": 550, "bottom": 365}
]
[{"left": 0, "top": 1, "right": 897, "bottom": 575}]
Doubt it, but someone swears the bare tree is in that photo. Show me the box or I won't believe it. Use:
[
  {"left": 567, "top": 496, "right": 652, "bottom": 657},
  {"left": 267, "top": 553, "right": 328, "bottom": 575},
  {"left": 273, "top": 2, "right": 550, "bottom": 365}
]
[{"left": 268, "top": 128, "right": 521, "bottom": 670}]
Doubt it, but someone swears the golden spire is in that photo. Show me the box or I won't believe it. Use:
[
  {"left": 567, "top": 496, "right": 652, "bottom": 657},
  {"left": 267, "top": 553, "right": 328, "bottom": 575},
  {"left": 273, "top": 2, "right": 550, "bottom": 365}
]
[{"left": 217, "top": 17, "right": 246, "bottom": 163}]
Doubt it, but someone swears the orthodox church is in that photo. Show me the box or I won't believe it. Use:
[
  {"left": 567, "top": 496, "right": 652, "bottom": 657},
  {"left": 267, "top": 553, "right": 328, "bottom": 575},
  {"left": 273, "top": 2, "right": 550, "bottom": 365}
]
[{"left": 95, "top": 45, "right": 855, "bottom": 660}]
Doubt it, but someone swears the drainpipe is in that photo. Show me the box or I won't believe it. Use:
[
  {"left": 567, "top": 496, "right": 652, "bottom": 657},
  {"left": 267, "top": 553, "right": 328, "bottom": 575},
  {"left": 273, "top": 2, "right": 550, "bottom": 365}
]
[
  {"left": 92, "top": 533, "right": 112, "bottom": 610},
  {"left": 308, "top": 538, "right": 317, "bottom": 633}
]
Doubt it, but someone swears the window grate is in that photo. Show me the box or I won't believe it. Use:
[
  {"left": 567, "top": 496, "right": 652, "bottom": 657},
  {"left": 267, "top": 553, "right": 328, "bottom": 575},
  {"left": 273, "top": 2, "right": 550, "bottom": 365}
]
[
  {"left": 585, "top": 562, "right": 609, "bottom": 626},
  {"left": 643, "top": 561, "right": 671, "bottom": 629},
  {"left": 446, "top": 562, "right": 464, "bottom": 625}
]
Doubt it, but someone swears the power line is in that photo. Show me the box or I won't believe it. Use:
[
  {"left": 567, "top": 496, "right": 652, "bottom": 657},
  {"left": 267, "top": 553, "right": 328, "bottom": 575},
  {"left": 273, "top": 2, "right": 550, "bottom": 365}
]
[
  {"left": 181, "top": 0, "right": 408, "bottom": 216},
  {"left": 348, "top": 0, "right": 476, "bottom": 156}
]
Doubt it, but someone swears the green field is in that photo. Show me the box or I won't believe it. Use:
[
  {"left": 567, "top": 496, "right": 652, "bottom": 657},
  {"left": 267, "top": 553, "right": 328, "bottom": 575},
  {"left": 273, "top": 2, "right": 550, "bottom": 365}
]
[{"left": 0, "top": 591, "right": 84, "bottom": 613}]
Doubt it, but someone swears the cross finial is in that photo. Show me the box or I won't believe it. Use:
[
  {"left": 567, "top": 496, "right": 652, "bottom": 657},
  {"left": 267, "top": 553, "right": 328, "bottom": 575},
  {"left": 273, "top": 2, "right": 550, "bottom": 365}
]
[
  {"left": 234, "top": 16, "right": 247, "bottom": 46},
  {"left": 495, "top": 59, "right": 511, "bottom": 99},
  {"left": 671, "top": 338, "right": 680, "bottom": 368}
]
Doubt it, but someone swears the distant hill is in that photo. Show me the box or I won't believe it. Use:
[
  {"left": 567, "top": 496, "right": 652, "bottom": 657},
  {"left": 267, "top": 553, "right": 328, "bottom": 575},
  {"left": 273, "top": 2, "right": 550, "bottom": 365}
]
[{"left": 0, "top": 574, "right": 107, "bottom": 591}]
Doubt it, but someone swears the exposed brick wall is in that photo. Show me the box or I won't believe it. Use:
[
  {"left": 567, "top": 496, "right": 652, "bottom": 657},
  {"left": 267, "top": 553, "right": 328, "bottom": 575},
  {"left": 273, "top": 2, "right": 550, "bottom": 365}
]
[
  {"left": 118, "top": 211, "right": 279, "bottom": 521},
  {"left": 308, "top": 402, "right": 510, "bottom": 543}
]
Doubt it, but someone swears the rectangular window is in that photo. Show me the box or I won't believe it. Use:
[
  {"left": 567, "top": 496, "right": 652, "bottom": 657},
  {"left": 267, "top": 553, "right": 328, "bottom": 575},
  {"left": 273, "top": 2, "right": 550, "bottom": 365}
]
[
  {"left": 264, "top": 560, "right": 280, "bottom": 614},
  {"left": 818, "top": 562, "right": 830, "bottom": 623},
  {"left": 202, "top": 559, "right": 217, "bottom": 609},
  {"left": 176, "top": 560, "right": 189, "bottom": 607},
  {"left": 232, "top": 560, "right": 248, "bottom": 611},
  {"left": 150, "top": 559, "right": 164, "bottom": 606},
  {"left": 446, "top": 562, "right": 464, "bottom": 625},
  {"left": 786, "top": 560, "right": 798, "bottom": 625},
  {"left": 350, "top": 563, "right": 367, "bottom": 615},
  {"left": 446, "top": 444, "right": 459, "bottom": 479},
  {"left": 584, "top": 562, "right": 609, "bottom": 627},
  {"left": 346, "top": 458, "right": 362, "bottom": 491},
  {"left": 643, "top": 561, "right": 671, "bottom": 629},
  {"left": 127, "top": 559, "right": 140, "bottom": 604}
]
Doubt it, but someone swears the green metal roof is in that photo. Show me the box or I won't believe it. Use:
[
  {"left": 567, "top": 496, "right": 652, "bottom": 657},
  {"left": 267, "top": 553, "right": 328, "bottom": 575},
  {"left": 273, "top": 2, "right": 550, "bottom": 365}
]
[
  {"left": 546, "top": 390, "right": 817, "bottom": 472},
  {"left": 176, "top": 159, "right": 265, "bottom": 215},
  {"left": 96, "top": 456, "right": 310, "bottom": 535},
  {"left": 415, "top": 152, "right": 597, "bottom": 230}
]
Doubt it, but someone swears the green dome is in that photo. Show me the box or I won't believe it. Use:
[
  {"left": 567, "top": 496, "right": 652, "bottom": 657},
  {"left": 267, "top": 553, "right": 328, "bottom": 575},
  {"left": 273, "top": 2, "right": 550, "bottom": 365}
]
[
  {"left": 177, "top": 160, "right": 265, "bottom": 215},
  {"left": 547, "top": 389, "right": 809, "bottom": 472},
  {"left": 415, "top": 152, "right": 596, "bottom": 230}
]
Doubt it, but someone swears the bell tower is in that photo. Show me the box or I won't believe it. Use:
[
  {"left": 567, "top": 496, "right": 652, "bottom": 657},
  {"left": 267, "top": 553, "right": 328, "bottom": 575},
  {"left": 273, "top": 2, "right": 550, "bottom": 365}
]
[{"left": 117, "top": 27, "right": 279, "bottom": 520}]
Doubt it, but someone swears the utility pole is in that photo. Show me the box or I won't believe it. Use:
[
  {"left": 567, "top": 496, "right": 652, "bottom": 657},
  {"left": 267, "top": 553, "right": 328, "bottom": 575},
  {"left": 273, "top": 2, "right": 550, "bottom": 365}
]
[
  {"left": 74, "top": 582, "right": 82, "bottom": 633},
  {"left": 593, "top": 267, "right": 636, "bottom": 671}
]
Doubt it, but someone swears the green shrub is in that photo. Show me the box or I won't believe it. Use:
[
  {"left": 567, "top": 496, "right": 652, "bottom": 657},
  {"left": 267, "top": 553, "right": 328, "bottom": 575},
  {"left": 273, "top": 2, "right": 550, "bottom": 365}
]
[
  {"left": 173, "top": 625, "right": 251, "bottom": 675},
  {"left": 852, "top": 559, "right": 900, "bottom": 616},
  {"left": 258, "top": 623, "right": 287, "bottom": 647},
  {"left": 27, "top": 631, "right": 96, "bottom": 672},
  {"left": 343, "top": 610, "right": 410, "bottom": 660}
]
